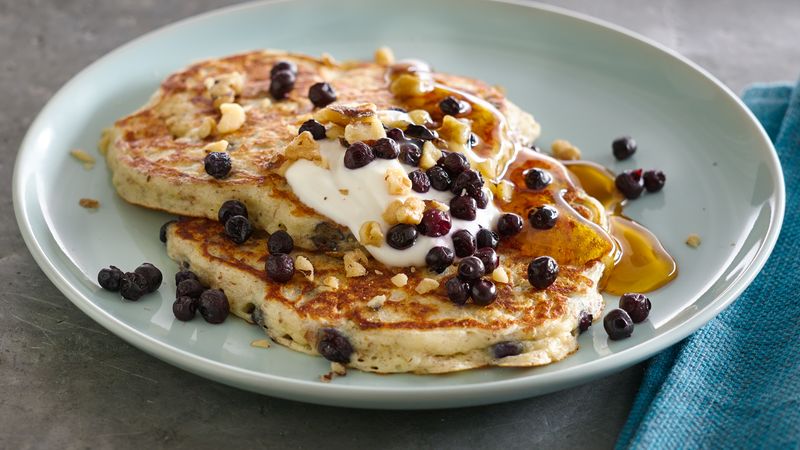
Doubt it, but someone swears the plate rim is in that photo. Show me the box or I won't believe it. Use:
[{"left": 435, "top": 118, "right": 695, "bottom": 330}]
[{"left": 12, "top": 0, "right": 786, "bottom": 408}]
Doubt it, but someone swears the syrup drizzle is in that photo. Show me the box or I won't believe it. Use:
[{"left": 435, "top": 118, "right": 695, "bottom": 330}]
[{"left": 386, "top": 61, "right": 677, "bottom": 294}]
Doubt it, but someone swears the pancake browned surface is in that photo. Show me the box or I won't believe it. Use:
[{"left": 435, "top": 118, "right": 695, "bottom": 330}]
[
  {"left": 166, "top": 218, "right": 604, "bottom": 374},
  {"left": 102, "top": 50, "right": 540, "bottom": 250}
]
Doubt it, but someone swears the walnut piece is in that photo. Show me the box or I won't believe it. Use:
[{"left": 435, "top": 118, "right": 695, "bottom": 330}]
[
  {"left": 551, "top": 139, "right": 582, "bottom": 160},
  {"left": 415, "top": 278, "right": 440, "bottom": 294},
  {"left": 384, "top": 167, "right": 412, "bottom": 195},
  {"left": 383, "top": 197, "right": 425, "bottom": 225},
  {"left": 359, "top": 221, "right": 384, "bottom": 247},
  {"left": 344, "top": 250, "right": 368, "bottom": 277},
  {"left": 217, "top": 102, "right": 246, "bottom": 134},
  {"left": 374, "top": 46, "right": 395, "bottom": 66},
  {"left": 284, "top": 131, "right": 321, "bottom": 162},
  {"left": 686, "top": 234, "right": 702, "bottom": 248},
  {"left": 295, "top": 255, "right": 314, "bottom": 281},
  {"left": 390, "top": 273, "right": 408, "bottom": 287}
]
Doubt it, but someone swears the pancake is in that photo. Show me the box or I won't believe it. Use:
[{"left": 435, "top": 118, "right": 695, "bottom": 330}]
[
  {"left": 101, "top": 50, "right": 540, "bottom": 251},
  {"left": 165, "top": 217, "right": 604, "bottom": 374}
]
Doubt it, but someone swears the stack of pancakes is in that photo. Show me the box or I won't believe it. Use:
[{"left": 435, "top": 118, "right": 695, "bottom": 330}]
[{"left": 101, "top": 50, "right": 606, "bottom": 374}]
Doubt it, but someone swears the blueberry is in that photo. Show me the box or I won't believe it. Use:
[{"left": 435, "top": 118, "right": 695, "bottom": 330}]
[
  {"left": 404, "top": 124, "right": 438, "bottom": 141},
  {"left": 269, "top": 69, "right": 296, "bottom": 100},
  {"left": 386, "top": 127, "right": 405, "bottom": 142},
  {"left": 308, "top": 82, "right": 336, "bottom": 108},
  {"left": 578, "top": 311, "right": 593, "bottom": 333},
  {"left": 450, "top": 195, "right": 477, "bottom": 221},
  {"left": 386, "top": 224, "right": 418, "bottom": 250},
  {"left": 473, "top": 247, "right": 499, "bottom": 273},
  {"left": 317, "top": 328, "right": 354, "bottom": 363},
  {"left": 604, "top": 309, "right": 634, "bottom": 340},
  {"left": 299, "top": 119, "right": 326, "bottom": 140},
  {"left": 198, "top": 289, "right": 229, "bottom": 324},
  {"left": 373, "top": 137, "right": 400, "bottom": 159},
  {"left": 492, "top": 341, "right": 524, "bottom": 359},
  {"left": 426, "top": 165, "right": 452, "bottom": 191},
  {"left": 619, "top": 293, "right": 651, "bottom": 323},
  {"left": 224, "top": 215, "right": 252, "bottom": 244},
  {"left": 524, "top": 168, "right": 552, "bottom": 190},
  {"left": 268, "top": 230, "right": 294, "bottom": 255},
  {"left": 408, "top": 170, "right": 431, "bottom": 193},
  {"left": 119, "top": 272, "right": 148, "bottom": 301},
  {"left": 612, "top": 136, "right": 637, "bottom": 160},
  {"left": 204, "top": 152, "right": 232, "bottom": 179},
  {"left": 134, "top": 262, "right": 162, "bottom": 293},
  {"left": 218, "top": 200, "right": 248, "bottom": 225},
  {"left": 344, "top": 142, "right": 375, "bottom": 169},
  {"left": 450, "top": 169, "right": 483, "bottom": 196},
  {"left": 457, "top": 256, "right": 485, "bottom": 281},
  {"left": 643, "top": 170, "right": 666, "bottom": 193},
  {"left": 528, "top": 205, "right": 559, "bottom": 230},
  {"left": 615, "top": 169, "right": 644, "bottom": 199},
  {"left": 470, "top": 279, "right": 497, "bottom": 306},
  {"left": 445, "top": 277, "right": 471, "bottom": 305},
  {"left": 439, "top": 96, "right": 468, "bottom": 116},
  {"left": 474, "top": 188, "right": 490, "bottom": 209},
  {"left": 417, "top": 209, "right": 451, "bottom": 237},
  {"left": 496, "top": 213, "right": 523, "bottom": 237},
  {"left": 425, "top": 246, "right": 455, "bottom": 274},
  {"left": 175, "top": 269, "right": 198, "bottom": 285},
  {"left": 398, "top": 143, "right": 421, "bottom": 166},
  {"left": 441, "top": 152, "right": 470, "bottom": 176},
  {"left": 176, "top": 278, "right": 204, "bottom": 299},
  {"left": 476, "top": 228, "right": 499, "bottom": 249},
  {"left": 270, "top": 60, "right": 297, "bottom": 77},
  {"left": 451, "top": 229, "right": 476, "bottom": 257},
  {"left": 97, "top": 265, "right": 123, "bottom": 291},
  {"left": 172, "top": 296, "right": 197, "bottom": 321},
  {"left": 159, "top": 220, "right": 177, "bottom": 244},
  {"left": 266, "top": 254, "right": 294, "bottom": 283},
  {"left": 527, "top": 256, "right": 558, "bottom": 289}
]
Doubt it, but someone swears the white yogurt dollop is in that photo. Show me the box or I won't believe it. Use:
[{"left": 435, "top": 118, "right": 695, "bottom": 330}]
[{"left": 285, "top": 139, "right": 501, "bottom": 267}]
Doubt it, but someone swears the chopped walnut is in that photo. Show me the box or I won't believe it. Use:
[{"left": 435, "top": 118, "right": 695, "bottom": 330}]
[
  {"left": 383, "top": 197, "right": 425, "bottom": 225},
  {"left": 419, "top": 141, "right": 442, "bottom": 170},
  {"left": 217, "top": 102, "right": 246, "bottom": 134},
  {"left": 322, "top": 276, "right": 340, "bottom": 290},
  {"left": 284, "top": 131, "right": 321, "bottom": 162},
  {"left": 367, "top": 294, "right": 387, "bottom": 310},
  {"left": 295, "top": 255, "right": 314, "bottom": 281},
  {"left": 408, "top": 109, "right": 433, "bottom": 126},
  {"left": 325, "top": 124, "right": 345, "bottom": 139},
  {"left": 344, "top": 250, "right": 368, "bottom": 277},
  {"left": 491, "top": 267, "right": 510, "bottom": 284},
  {"left": 206, "top": 72, "right": 244, "bottom": 107},
  {"left": 686, "top": 234, "right": 702, "bottom": 248},
  {"left": 415, "top": 278, "right": 440, "bottom": 294},
  {"left": 359, "top": 221, "right": 384, "bottom": 246},
  {"left": 70, "top": 149, "right": 95, "bottom": 168},
  {"left": 490, "top": 180, "right": 514, "bottom": 203},
  {"left": 314, "top": 103, "right": 377, "bottom": 126},
  {"left": 437, "top": 115, "right": 471, "bottom": 146},
  {"left": 390, "top": 73, "right": 434, "bottom": 98},
  {"left": 384, "top": 167, "right": 412, "bottom": 195},
  {"left": 390, "top": 273, "right": 408, "bottom": 287},
  {"left": 203, "top": 139, "right": 229, "bottom": 153},
  {"left": 250, "top": 339, "right": 271, "bottom": 349},
  {"left": 185, "top": 117, "right": 216, "bottom": 139},
  {"left": 374, "top": 46, "right": 395, "bottom": 66},
  {"left": 79, "top": 198, "right": 99, "bottom": 209},
  {"left": 551, "top": 139, "right": 581, "bottom": 160},
  {"left": 344, "top": 116, "right": 386, "bottom": 143}
]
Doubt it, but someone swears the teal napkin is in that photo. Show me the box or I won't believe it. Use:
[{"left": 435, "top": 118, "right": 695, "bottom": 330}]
[{"left": 616, "top": 81, "right": 800, "bottom": 449}]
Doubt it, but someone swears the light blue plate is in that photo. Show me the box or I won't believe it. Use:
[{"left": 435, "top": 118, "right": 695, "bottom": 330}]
[{"left": 13, "top": 0, "right": 784, "bottom": 409}]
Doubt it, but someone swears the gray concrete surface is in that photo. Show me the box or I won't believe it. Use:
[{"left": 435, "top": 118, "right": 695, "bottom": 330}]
[{"left": 1, "top": 0, "right": 798, "bottom": 448}]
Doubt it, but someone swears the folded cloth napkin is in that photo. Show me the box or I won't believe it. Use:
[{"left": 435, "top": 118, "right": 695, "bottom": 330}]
[{"left": 616, "top": 81, "right": 800, "bottom": 449}]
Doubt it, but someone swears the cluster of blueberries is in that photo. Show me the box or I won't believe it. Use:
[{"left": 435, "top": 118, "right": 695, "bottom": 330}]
[
  {"left": 201, "top": 60, "right": 340, "bottom": 181},
  {"left": 97, "top": 262, "right": 162, "bottom": 301},
  {"left": 172, "top": 269, "right": 230, "bottom": 324},
  {"left": 612, "top": 136, "right": 666, "bottom": 199}
]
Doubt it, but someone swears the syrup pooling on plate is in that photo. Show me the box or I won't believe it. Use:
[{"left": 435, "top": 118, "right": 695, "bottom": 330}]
[
  {"left": 564, "top": 161, "right": 677, "bottom": 294},
  {"left": 498, "top": 149, "right": 616, "bottom": 267}
]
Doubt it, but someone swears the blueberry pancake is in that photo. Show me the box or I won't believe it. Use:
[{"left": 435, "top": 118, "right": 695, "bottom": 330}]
[
  {"left": 101, "top": 50, "right": 540, "bottom": 251},
  {"left": 165, "top": 217, "right": 605, "bottom": 374}
]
